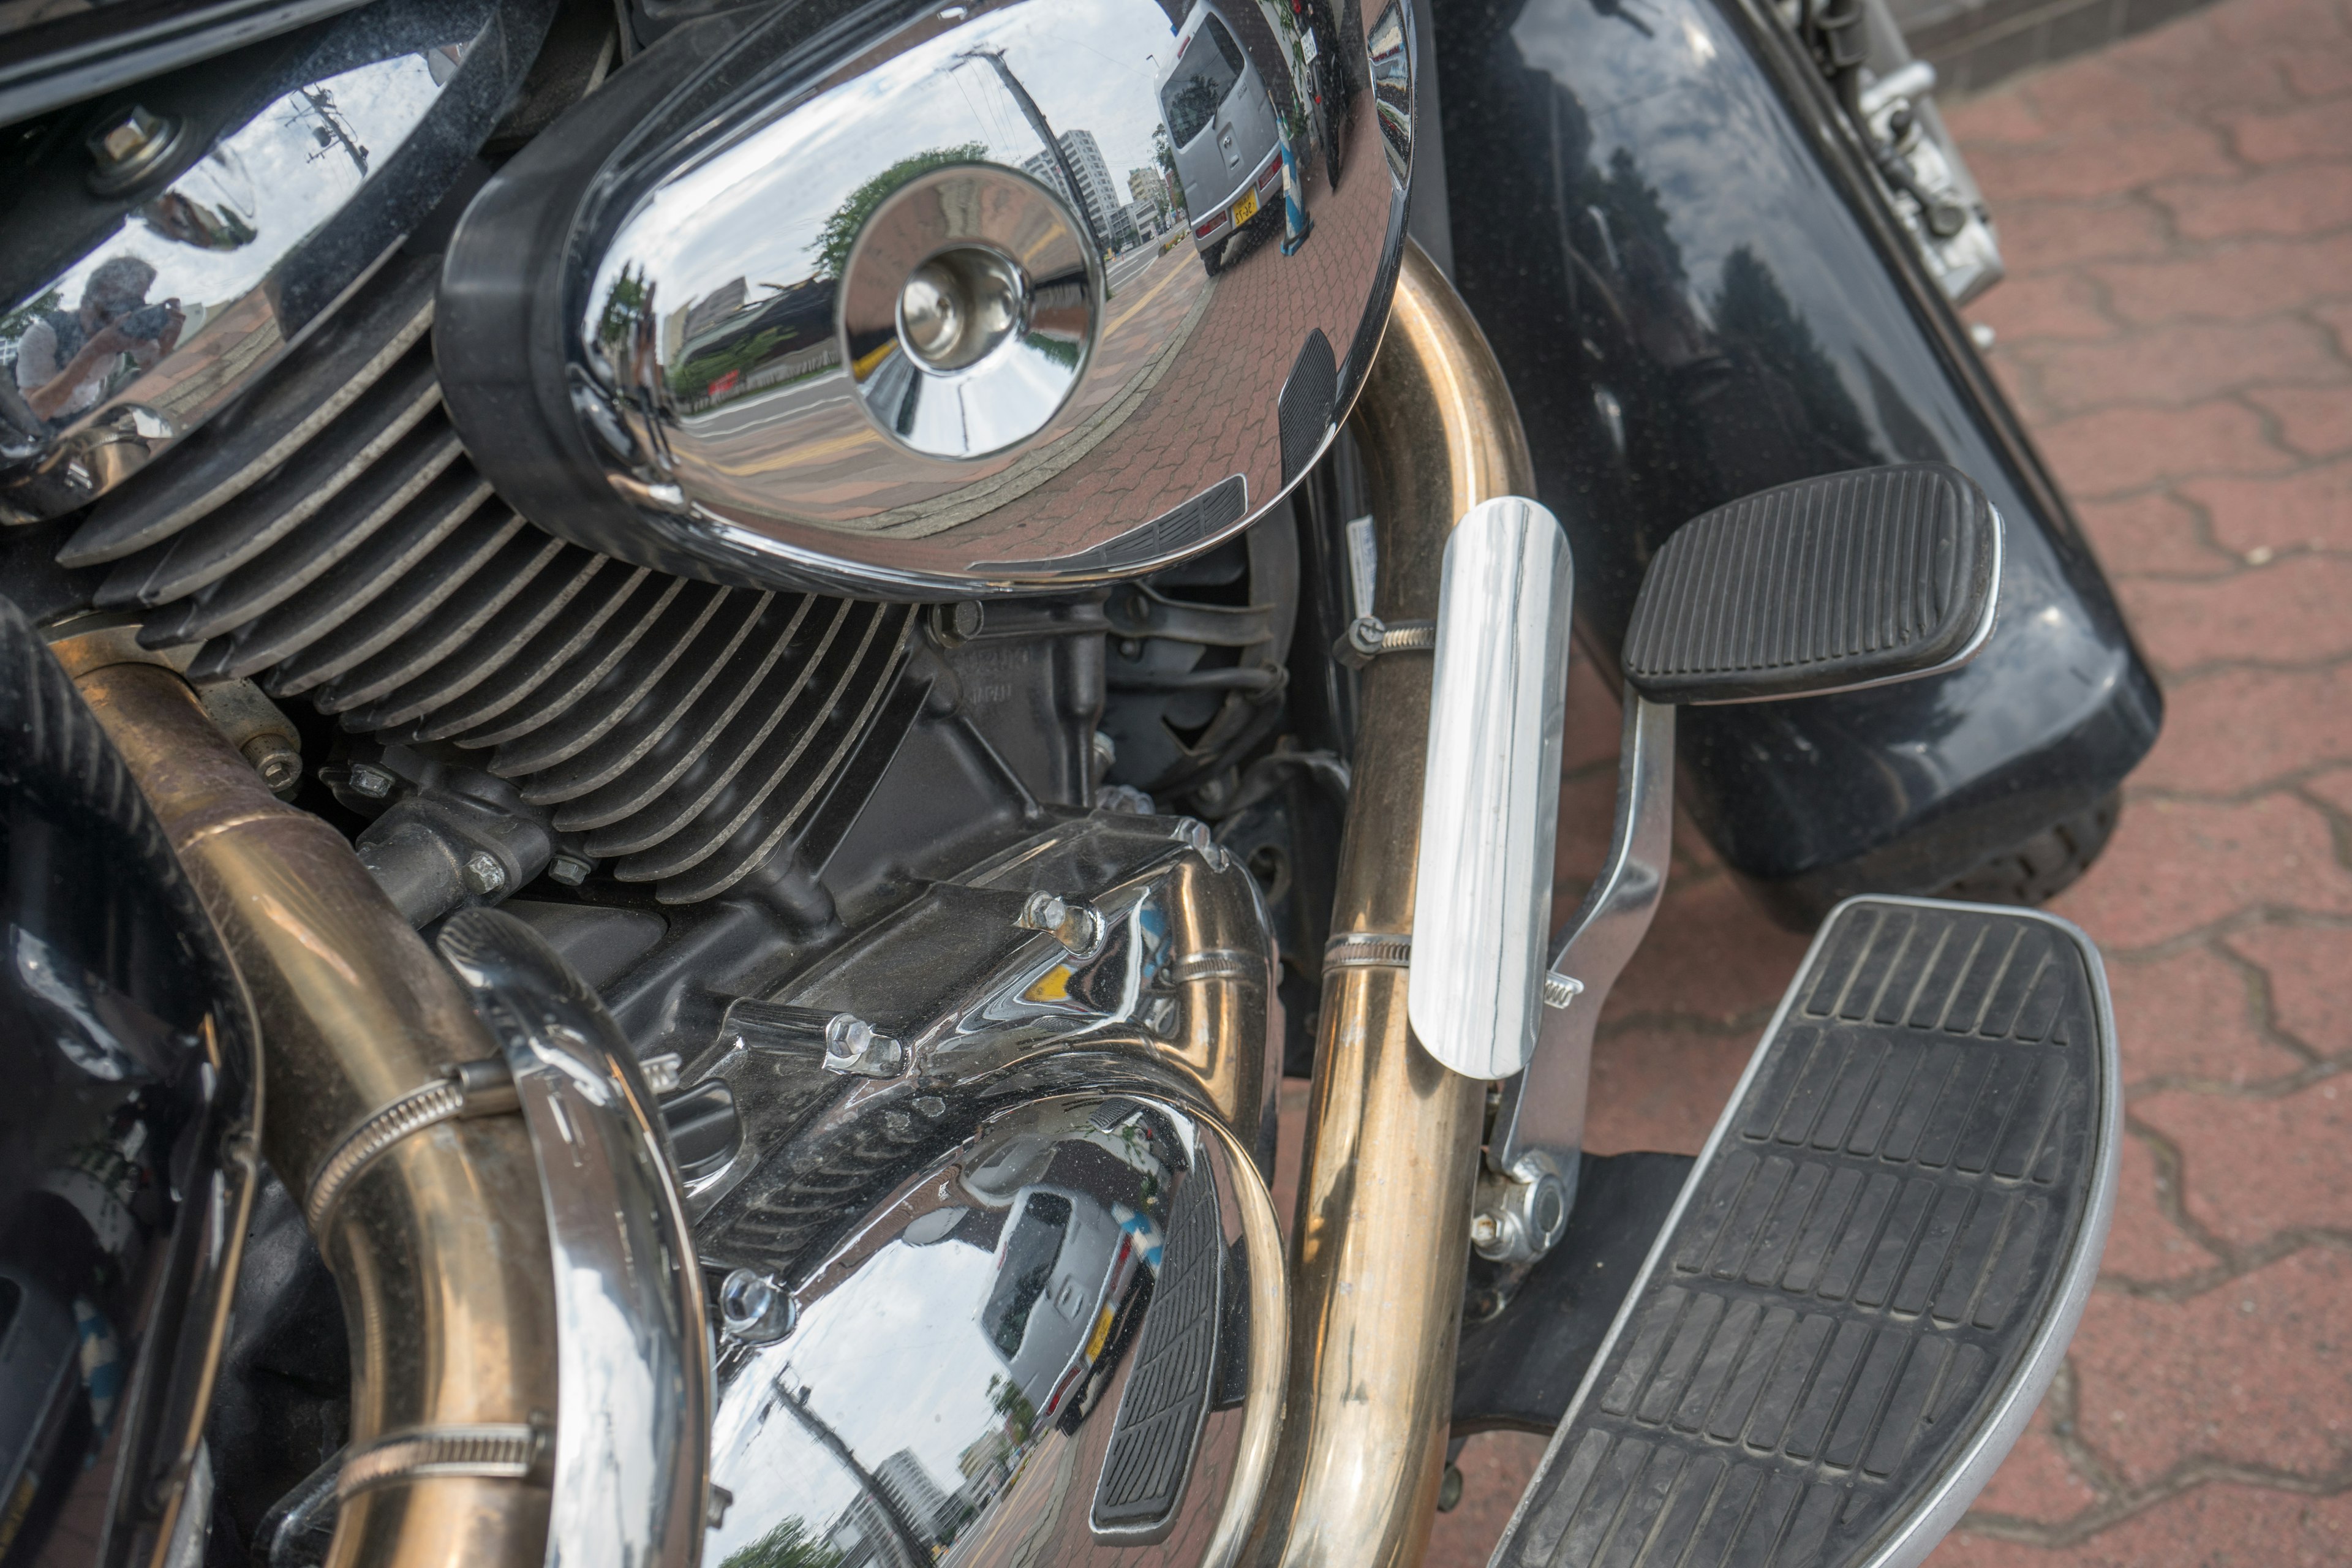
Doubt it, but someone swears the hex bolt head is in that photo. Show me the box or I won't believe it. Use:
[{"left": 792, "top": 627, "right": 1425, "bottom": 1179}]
[
  {"left": 717, "top": 1267, "right": 796, "bottom": 1344},
  {"left": 1017, "top": 890, "right": 1104, "bottom": 957},
  {"left": 820, "top": 1013, "right": 905, "bottom": 1078},
  {"left": 547, "top": 853, "right": 594, "bottom": 887},
  {"left": 1469, "top": 1212, "right": 1502, "bottom": 1248},
  {"left": 347, "top": 763, "right": 394, "bottom": 799},
  {"left": 86, "top": 104, "right": 181, "bottom": 190},
  {"left": 461, "top": 851, "right": 507, "bottom": 897},
  {"left": 240, "top": 734, "right": 302, "bottom": 793}
]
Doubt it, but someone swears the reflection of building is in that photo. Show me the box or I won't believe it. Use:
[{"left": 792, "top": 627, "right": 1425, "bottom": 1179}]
[
  {"left": 873, "top": 1449, "right": 954, "bottom": 1541},
  {"left": 1023, "top": 129, "right": 1139, "bottom": 251},
  {"left": 957, "top": 1427, "right": 1016, "bottom": 1502},
  {"left": 826, "top": 1491, "right": 924, "bottom": 1568},
  {"left": 1127, "top": 165, "right": 1169, "bottom": 216},
  {"left": 1126, "top": 198, "right": 1161, "bottom": 241}
]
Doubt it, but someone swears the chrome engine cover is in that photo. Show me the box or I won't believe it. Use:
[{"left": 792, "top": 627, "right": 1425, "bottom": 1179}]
[
  {"left": 679, "top": 813, "right": 1285, "bottom": 1567},
  {"left": 435, "top": 0, "right": 1418, "bottom": 597}
]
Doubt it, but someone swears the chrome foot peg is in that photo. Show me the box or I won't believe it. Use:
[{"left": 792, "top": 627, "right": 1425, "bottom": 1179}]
[{"left": 1491, "top": 895, "right": 2119, "bottom": 1568}]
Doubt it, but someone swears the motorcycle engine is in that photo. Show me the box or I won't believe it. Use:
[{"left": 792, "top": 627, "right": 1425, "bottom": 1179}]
[{"left": 1, "top": 0, "right": 1411, "bottom": 1556}]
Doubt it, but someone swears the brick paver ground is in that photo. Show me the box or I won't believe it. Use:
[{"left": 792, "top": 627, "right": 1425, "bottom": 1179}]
[{"left": 1410, "top": 0, "right": 2352, "bottom": 1559}]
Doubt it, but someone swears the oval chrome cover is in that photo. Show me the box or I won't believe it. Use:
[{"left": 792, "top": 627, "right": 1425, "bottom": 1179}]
[{"left": 435, "top": 0, "right": 1417, "bottom": 597}]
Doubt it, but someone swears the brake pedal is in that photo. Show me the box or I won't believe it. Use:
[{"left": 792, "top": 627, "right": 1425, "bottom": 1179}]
[{"left": 1490, "top": 895, "right": 2119, "bottom": 1568}]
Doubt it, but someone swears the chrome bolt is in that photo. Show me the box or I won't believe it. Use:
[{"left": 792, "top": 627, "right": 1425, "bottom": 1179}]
[
  {"left": 1171, "top": 817, "right": 1232, "bottom": 872},
  {"left": 347, "top": 763, "right": 394, "bottom": 799},
  {"left": 1017, "top": 890, "right": 1104, "bottom": 957},
  {"left": 1091, "top": 729, "right": 1117, "bottom": 772},
  {"left": 86, "top": 105, "right": 182, "bottom": 191},
  {"left": 240, "top": 733, "right": 301, "bottom": 793},
  {"left": 1469, "top": 1212, "right": 1502, "bottom": 1248},
  {"left": 717, "top": 1268, "right": 796, "bottom": 1344},
  {"left": 641, "top": 1052, "right": 682, "bottom": 1095},
  {"left": 547, "top": 853, "right": 594, "bottom": 886},
  {"left": 462, "top": 851, "right": 507, "bottom": 897},
  {"left": 820, "top": 1012, "right": 905, "bottom": 1078}
]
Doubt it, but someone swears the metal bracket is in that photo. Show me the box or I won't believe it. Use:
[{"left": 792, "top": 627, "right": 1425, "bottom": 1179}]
[{"left": 1488, "top": 696, "right": 1677, "bottom": 1197}]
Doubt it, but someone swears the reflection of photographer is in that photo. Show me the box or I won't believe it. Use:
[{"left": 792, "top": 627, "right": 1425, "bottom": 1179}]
[{"left": 13, "top": 257, "right": 183, "bottom": 423}]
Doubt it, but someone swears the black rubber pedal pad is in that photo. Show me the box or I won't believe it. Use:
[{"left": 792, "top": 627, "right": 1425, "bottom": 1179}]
[
  {"left": 1622, "top": 464, "right": 2000, "bottom": 704},
  {"left": 1491, "top": 897, "right": 2117, "bottom": 1568}
]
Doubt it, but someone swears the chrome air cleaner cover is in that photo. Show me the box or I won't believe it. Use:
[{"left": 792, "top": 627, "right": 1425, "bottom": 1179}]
[{"left": 435, "top": 0, "right": 1414, "bottom": 597}]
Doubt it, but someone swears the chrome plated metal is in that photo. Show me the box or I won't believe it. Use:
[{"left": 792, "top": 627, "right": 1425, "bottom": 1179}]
[
  {"left": 1468, "top": 1151, "right": 1569, "bottom": 1265},
  {"left": 1855, "top": 0, "right": 2005, "bottom": 306},
  {"left": 437, "top": 908, "right": 712, "bottom": 1568},
  {"left": 716, "top": 1268, "right": 796, "bottom": 1344},
  {"left": 695, "top": 1093, "right": 1285, "bottom": 1568},
  {"left": 679, "top": 812, "right": 1278, "bottom": 1229},
  {"left": 1489, "top": 696, "right": 1675, "bottom": 1186},
  {"left": 1408, "top": 495, "right": 1573, "bottom": 1081},
  {"left": 1256, "top": 240, "right": 1528, "bottom": 1568},
  {"left": 437, "top": 0, "right": 1415, "bottom": 596},
  {"left": 842, "top": 167, "right": 1098, "bottom": 458},
  {"left": 1, "top": 0, "right": 548, "bottom": 522}
]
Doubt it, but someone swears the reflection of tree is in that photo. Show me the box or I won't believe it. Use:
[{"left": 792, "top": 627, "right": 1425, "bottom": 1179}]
[
  {"left": 987, "top": 1374, "right": 1035, "bottom": 1446},
  {"left": 596, "top": 264, "right": 654, "bottom": 347},
  {"left": 1153, "top": 126, "right": 1188, "bottom": 216},
  {"left": 810, "top": 143, "right": 988, "bottom": 280},
  {"left": 1709, "top": 244, "right": 1874, "bottom": 467},
  {"left": 722, "top": 1518, "right": 842, "bottom": 1568}
]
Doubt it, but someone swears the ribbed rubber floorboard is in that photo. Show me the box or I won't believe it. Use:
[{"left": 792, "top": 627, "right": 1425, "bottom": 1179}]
[
  {"left": 1621, "top": 465, "right": 1997, "bottom": 704},
  {"left": 1493, "top": 898, "right": 2111, "bottom": 1568}
]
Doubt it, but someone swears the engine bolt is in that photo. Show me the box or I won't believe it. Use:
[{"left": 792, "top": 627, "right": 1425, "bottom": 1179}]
[
  {"left": 86, "top": 104, "right": 182, "bottom": 192},
  {"left": 717, "top": 1267, "right": 796, "bottom": 1344},
  {"left": 462, "top": 851, "right": 507, "bottom": 897},
  {"left": 240, "top": 733, "right": 302, "bottom": 793},
  {"left": 820, "top": 1012, "right": 905, "bottom": 1078},
  {"left": 1469, "top": 1212, "right": 1502, "bottom": 1248},
  {"left": 547, "top": 853, "right": 594, "bottom": 886},
  {"left": 1017, "top": 890, "right": 1104, "bottom": 957},
  {"left": 347, "top": 763, "right": 395, "bottom": 799}
]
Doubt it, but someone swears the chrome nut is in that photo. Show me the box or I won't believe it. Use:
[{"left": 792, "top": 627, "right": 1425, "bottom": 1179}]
[
  {"left": 1016, "top": 890, "right": 1104, "bottom": 957},
  {"left": 717, "top": 1268, "right": 796, "bottom": 1344},
  {"left": 1470, "top": 1158, "right": 1572, "bottom": 1265},
  {"left": 820, "top": 1013, "right": 904, "bottom": 1078}
]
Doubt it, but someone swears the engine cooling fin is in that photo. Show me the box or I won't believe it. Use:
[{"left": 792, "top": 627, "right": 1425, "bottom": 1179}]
[{"left": 60, "top": 252, "right": 920, "bottom": 905}]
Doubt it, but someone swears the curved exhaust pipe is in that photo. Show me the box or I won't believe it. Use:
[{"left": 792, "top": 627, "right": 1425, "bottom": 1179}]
[
  {"left": 1253, "top": 242, "right": 1536, "bottom": 1566},
  {"left": 74, "top": 662, "right": 559, "bottom": 1568}
]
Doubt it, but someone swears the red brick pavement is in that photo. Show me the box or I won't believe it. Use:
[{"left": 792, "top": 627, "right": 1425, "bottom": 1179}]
[{"left": 1415, "top": 0, "right": 2352, "bottom": 1559}]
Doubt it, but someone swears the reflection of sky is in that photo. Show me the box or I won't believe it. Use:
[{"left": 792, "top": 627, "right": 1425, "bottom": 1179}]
[
  {"left": 594, "top": 0, "right": 1183, "bottom": 327},
  {"left": 707, "top": 1237, "right": 1005, "bottom": 1559},
  {"left": 13, "top": 55, "right": 445, "bottom": 320},
  {"left": 1509, "top": 3, "right": 1980, "bottom": 462}
]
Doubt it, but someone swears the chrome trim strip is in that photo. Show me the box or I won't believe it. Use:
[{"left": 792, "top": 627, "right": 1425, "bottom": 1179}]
[{"left": 439, "top": 909, "right": 712, "bottom": 1568}]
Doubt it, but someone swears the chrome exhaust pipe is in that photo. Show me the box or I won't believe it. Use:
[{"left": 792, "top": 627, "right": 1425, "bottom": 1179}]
[
  {"left": 1254, "top": 241, "right": 1536, "bottom": 1567},
  {"left": 72, "top": 661, "right": 559, "bottom": 1568}
]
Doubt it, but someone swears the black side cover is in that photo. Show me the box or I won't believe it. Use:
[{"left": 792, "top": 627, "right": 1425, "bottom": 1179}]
[
  {"left": 1496, "top": 899, "right": 2111, "bottom": 1568},
  {"left": 1623, "top": 466, "right": 1997, "bottom": 706}
]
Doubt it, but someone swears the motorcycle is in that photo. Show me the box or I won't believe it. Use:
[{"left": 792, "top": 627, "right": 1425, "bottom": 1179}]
[{"left": 0, "top": 0, "right": 2158, "bottom": 1561}]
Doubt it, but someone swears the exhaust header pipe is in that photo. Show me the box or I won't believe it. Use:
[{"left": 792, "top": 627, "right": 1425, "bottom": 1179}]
[{"left": 74, "top": 661, "right": 560, "bottom": 1568}]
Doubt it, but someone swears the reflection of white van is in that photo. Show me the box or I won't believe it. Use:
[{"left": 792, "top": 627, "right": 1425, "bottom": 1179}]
[
  {"left": 978, "top": 1185, "right": 1144, "bottom": 1423},
  {"left": 1158, "top": 0, "right": 1286, "bottom": 276}
]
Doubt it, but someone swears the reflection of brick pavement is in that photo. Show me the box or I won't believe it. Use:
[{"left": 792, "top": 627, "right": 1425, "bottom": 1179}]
[
  {"left": 1419, "top": 1, "right": 2352, "bottom": 1558},
  {"left": 970, "top": 101, "right": 1399, "bottom": 561}
]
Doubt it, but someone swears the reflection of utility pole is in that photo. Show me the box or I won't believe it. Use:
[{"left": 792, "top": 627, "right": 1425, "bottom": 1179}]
[
  {"left": 293, "top": 86, "right": 369, "bottom": 178},
  {"left": 950, "top": 47, "right": 1107, "bottom": 257},
  {"left": 772, "top": 1376, "right": 930, "bottom": 1568}
]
